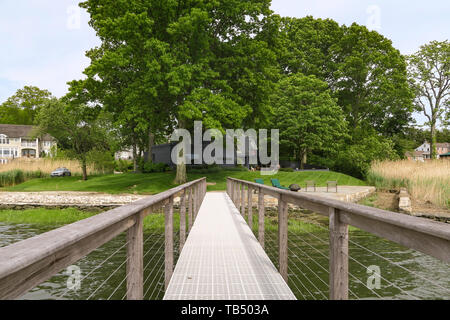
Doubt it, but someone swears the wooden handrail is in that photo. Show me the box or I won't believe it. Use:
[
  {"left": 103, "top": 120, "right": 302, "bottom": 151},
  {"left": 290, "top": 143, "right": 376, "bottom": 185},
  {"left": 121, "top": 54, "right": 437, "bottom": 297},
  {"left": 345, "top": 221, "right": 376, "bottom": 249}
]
[
  {"left": 227, "top": 177, "right": 450, "bottom": 300},
  {"left": 0, "top": 177, "right": 207, "bottom": 300}
]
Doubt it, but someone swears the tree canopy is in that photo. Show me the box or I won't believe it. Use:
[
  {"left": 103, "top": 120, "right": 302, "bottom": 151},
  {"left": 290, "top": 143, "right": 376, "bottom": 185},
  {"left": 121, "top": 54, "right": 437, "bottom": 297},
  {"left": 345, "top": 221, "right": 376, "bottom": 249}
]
[
  {"left": 35, "top": 98, "right": 112, "bottom": 180},
  {"left": 407, "top": 40, "right": 450, "bottom": 158},
  {"left": 10, "top": 2, "right": 443, "bottom": 180},
  {"left": 273, "top": 74, "right": 347, "bottom": 169},
  {"left": 0, "top": 86, "right": 53, "bottom": 125}
]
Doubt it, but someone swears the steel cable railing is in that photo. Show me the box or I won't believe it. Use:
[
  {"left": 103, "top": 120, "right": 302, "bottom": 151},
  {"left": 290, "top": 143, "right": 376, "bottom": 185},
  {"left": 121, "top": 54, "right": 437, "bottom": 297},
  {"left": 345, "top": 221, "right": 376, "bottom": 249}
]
[
  {"left": 0, "top": 178, "right": 207, "bottom": 300},
  {"left": 228, "top": 177, "right": 450, "bottom": 301}
]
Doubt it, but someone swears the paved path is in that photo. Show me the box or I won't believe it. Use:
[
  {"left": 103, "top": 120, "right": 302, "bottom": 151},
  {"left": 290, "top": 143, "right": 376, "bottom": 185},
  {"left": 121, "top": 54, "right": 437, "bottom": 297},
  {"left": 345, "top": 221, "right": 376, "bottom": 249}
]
[{"left": 164, "top": 192, "right": 296, "bottom": 300}]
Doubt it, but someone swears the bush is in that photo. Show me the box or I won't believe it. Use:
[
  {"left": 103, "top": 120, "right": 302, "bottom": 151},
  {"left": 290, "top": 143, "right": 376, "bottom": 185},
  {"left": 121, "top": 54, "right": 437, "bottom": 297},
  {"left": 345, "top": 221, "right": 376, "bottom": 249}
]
[
  {"left": 142, "top": 162, "right": 169, "bottom": 173},
  {"left": 115, "top": 159, "right": 133, "bottom": 173},
  {"left": 87, "top": 150, "right": 115, "bottom": 174},
  {"left": 334, "top": 131, "right": 399, "bottom": 179}
]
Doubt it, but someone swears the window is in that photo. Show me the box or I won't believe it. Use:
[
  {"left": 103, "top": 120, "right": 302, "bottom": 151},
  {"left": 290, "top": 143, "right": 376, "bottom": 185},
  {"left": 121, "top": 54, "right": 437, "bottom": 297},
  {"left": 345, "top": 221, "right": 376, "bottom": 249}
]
[{"left": 0, "top": 135, "right": 9, "bottom": 145}]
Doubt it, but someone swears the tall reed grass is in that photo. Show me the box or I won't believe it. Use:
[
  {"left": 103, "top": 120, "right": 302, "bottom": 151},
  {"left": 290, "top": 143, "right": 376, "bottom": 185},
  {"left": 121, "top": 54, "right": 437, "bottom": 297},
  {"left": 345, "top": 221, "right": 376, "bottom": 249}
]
[
  {"left": 367, "top": 160, "right": 450, "bottom": 208},
  {"left": 0, "top": 159, "right": 97, "bottom": 175},
  {"left": 0, "top": 159, "right": 102, "bottom": 187},
  {"left": 0, "top": 170, "right": 45, "bottom": 187}
]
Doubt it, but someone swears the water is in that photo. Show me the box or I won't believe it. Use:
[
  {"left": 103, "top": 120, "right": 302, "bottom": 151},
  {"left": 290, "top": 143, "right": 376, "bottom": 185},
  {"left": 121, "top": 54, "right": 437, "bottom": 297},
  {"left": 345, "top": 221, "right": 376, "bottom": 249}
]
[{"left": 1, "top": 222, "right": 449, "bottom": 300}]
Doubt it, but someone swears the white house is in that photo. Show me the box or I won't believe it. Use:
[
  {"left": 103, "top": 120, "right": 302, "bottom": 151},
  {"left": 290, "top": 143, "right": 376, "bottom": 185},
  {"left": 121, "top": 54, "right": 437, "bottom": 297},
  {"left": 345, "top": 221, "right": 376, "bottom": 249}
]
[
  {"left": 406, "top": 141, "right": 450, "bottom": 161},
  {"left": 0, "top": 124, "right": 56, "bottom": 164}
]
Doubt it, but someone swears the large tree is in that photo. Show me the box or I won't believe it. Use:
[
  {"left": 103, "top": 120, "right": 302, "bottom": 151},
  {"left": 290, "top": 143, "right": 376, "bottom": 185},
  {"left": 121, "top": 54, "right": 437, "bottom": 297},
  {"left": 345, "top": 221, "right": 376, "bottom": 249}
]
[
  {"left": 35, "top": 98, "right": 111, "bottom": 180},
  {"left": 77, "top": 0, "right": 275, "bottom": 183},
  {"left": 407, "top": 40, "right": 450, "bottom": 159},
  {"left": 0, "top": 86, "right": 52, "bottom": 125},
  {"left": 273, "top": 74, "right": 348, "bottom": 169},
  {"left": 277, "top": 17, "right": 414, "bottom": 137}
]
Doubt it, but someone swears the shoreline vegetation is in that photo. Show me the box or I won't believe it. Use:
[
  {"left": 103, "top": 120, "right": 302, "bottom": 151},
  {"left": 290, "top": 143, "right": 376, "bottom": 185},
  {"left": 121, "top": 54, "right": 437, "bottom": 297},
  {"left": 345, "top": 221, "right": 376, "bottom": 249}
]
[
  {"left": 0, "top": 207, "right": 333, "bottom": 235},
  {"left": 368, "top": 160, "right": 450, "bottom": 209},
  {"left": 1, "top": 168, "right": 366, "bottom": 194},
  {"left": 0, "top": 159, "right": 103, "bottom": 187}
]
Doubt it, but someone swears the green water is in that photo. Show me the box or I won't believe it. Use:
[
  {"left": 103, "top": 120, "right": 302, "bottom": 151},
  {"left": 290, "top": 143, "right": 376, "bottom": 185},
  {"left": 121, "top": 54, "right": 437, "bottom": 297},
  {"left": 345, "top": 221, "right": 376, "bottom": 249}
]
[{"left": 0, "top": 221, "right": 449, "bottom": 300}]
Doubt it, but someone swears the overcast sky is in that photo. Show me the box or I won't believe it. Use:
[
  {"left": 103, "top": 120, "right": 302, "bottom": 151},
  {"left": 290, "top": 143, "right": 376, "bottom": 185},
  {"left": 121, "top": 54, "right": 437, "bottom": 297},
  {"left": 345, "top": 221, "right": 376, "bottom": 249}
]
[{"left": 1, "top": 1, "right": 449, "bottom": 125}]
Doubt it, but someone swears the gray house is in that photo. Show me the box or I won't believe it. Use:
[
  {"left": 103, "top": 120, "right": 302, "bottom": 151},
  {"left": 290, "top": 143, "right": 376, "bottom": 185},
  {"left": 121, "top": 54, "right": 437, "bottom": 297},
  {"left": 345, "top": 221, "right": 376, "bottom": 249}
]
[{"left": 147, "top": 142, "right": 242, "bottom": 168}]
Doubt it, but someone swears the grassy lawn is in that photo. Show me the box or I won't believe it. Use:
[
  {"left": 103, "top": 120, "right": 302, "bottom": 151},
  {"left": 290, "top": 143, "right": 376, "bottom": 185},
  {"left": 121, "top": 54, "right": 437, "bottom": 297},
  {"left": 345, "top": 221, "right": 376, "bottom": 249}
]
[
  {"left": 0, "top": 207, "right": 175, "bottom": 230},
  {"left": 2, "top": 169, "right": 366, "bottom": 194},
  {"left": 0, "top": 206, "right": 335, "bottom": 233}
]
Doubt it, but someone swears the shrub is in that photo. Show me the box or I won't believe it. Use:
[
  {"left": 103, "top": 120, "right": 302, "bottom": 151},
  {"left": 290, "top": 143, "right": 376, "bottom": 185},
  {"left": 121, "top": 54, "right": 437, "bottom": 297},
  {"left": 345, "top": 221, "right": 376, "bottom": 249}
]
[
  {"left": 87, "top": 150, "right": 115, "bottom": 174},
  {"left": 279, "top": 168, "right": 294, "bottom": 172},
  {"left": 142, "top": 162, "right": 169, "bottom": 173},
  {"left": 115, "top": 159, "right": 133, "bottom": 173}
]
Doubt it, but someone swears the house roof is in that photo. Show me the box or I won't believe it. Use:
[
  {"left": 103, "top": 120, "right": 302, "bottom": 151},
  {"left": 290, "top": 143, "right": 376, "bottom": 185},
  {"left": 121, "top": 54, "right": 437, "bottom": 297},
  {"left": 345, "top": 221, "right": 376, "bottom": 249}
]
[
  {"left": 440, "top": 152, "right": 450, "bottom": 157},
  {"left": 0, "top": 124, "right": 53, "bottom": 140},
  {"left": 436, "top": 143, "right": 450, "bottom": 148}
]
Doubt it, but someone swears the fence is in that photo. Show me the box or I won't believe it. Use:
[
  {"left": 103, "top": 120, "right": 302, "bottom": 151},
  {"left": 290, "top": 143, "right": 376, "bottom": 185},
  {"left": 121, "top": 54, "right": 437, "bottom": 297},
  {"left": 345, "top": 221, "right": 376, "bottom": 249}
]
[
  {"left": 0, "top": 178, "right": 207, "bottom": 300},
  {"left": 227, "top": 177, "right": 450, "bottom": 300}
]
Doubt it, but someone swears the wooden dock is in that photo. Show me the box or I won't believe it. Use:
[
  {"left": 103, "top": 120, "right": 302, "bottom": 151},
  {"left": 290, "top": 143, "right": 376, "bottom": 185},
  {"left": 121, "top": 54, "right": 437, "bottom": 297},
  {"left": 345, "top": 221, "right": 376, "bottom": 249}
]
[{"left": 163, "top": 192, "right": 296, "bottom": 300}]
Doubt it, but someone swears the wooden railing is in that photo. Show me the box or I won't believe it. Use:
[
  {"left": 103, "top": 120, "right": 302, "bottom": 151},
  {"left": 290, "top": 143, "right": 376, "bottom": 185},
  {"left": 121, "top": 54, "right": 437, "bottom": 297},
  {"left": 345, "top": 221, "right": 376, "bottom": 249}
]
[
  {"left": 0, "top": 178, "right": 207, "bottom": 300},
  {"left": 226, "top": 177, "right": 450, "bottom": 300}
]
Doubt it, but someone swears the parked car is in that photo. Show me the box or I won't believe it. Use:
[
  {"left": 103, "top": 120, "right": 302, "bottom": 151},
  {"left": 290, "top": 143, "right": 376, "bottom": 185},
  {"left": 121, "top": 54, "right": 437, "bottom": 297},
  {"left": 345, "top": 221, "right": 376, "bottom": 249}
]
[{"left": 50, "top": 167, "right": 72, "bottom": 177}]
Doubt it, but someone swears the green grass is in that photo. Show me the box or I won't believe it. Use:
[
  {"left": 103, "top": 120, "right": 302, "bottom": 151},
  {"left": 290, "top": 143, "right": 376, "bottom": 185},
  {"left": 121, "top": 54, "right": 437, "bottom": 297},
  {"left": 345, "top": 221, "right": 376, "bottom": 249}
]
[
  {"left": 2, "top": 169, "right": 366, "bottom": 195},
  {"left": 0, "top": 207, "right": 178, "bottom": 230},
  {"left": 0, "top": 207, "right": 342, "bottom": 233},
  {"left": 0, "top": 208, "right": 98, "bottom": 225}
]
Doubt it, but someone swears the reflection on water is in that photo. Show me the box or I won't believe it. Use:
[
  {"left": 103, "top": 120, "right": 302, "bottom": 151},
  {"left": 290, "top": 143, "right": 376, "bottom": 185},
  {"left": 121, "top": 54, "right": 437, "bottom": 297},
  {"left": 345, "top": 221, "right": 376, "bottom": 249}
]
[
  {"left": 0, "top": 222, "right": 171, "bottom": 300},
  {"left": 1, "top": 222, "right": 449, "bottom": 300}
]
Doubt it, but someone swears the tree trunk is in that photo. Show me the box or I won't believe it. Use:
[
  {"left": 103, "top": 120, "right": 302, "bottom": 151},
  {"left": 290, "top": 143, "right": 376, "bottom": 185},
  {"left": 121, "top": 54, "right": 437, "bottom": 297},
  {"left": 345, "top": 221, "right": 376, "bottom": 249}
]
[
  {"left": 431, "top": 123, "right": 437, "bottom": 159},
  {"left": 147, "top": 129, "right": 155, "bottom": 163},
  {"left": 175, "top": 122, "right": 187, "bottom": 184},
  {"left": 175, "top": 163, "right": 187, "bottom": 184},
  {"left": 132, "top": 144, "right": 138, "bottom": 172},
  {"left": 299, "top": 148, "right": 307, "bottom": 170},
  {"left": 81, "top": 158, "right": 88, "bottom": 181}
]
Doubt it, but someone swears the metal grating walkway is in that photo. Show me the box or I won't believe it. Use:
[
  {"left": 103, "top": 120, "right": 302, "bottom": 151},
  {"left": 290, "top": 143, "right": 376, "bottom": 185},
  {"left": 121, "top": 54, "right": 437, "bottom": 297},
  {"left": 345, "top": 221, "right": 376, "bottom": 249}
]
[{"left": 163, "top": 192, "right": 296, "bottom": 300}]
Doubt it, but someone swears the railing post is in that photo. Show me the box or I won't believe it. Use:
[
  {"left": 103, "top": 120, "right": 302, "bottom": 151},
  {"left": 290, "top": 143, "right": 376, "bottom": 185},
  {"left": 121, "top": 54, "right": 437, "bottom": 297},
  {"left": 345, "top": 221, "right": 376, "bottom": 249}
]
[
  {"left": 230, "top": 180, "right": 233, "bottom": 200},
  {"left": 203, "top": 179, "right": 207, "bottom": 198},
  {"left": 240, "top": 183, "right": 245, "bottom": 216},
  {"left": 329, "top": 207, "right": 349, "bottom": 300},
  {"left": 126, "top": 211, "right": 144, "bottom": 300},
  {"left": 278, "top": 195, "right": 288, "bottom": 282},
  {"left": 193, "top": 185, "right": 198, "bottom": 221},
  {"left": 188, "top": 187, "right": 193, "bottom": 231},
  {"left": 196, "top": 183, "right": 201, "bottom": 216},
  {"left": 180, "top": 189, "right": 187, "bottom": 251},
  {"left": 235, "top": 182, "right": 239, "bottom": 207},
  {"left": 165, "top": 196, "right": 174, "bottom": 289},
  {"left": 258, "top": 188, "right": 265, "bottom": 249},
  {"left": 247, "top": 185, "right": 253, "bottom": 228}
]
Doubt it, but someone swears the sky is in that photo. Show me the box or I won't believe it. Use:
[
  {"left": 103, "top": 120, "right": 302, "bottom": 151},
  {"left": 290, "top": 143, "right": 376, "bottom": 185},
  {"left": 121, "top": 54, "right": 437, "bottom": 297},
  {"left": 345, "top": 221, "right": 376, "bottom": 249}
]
[{"left": 1, "top": 0, "right": 449, "bottom": 125}]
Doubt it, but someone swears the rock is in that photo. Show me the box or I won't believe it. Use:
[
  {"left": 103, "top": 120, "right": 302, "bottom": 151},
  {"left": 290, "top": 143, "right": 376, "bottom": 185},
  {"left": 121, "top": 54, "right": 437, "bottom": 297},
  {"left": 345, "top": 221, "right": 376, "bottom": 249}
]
[{"left": 398, "top": 188, "right": 413, "bottom": 215}]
